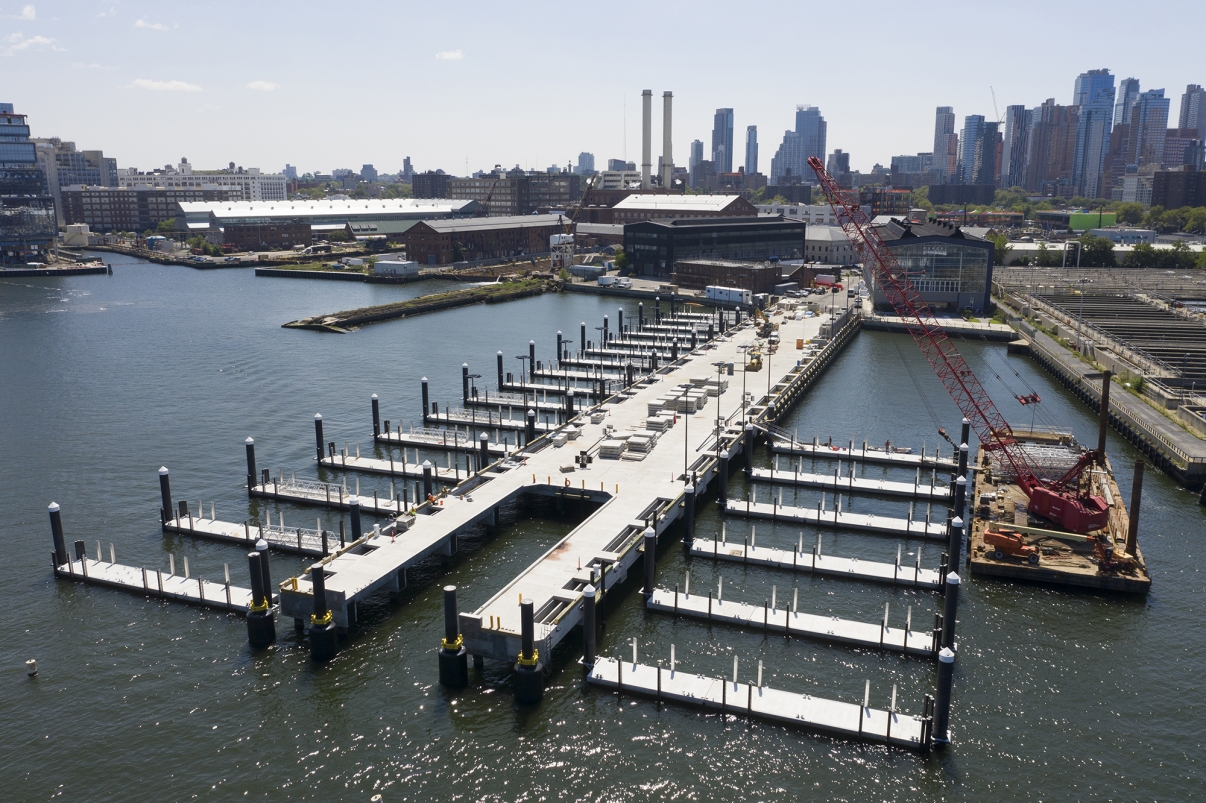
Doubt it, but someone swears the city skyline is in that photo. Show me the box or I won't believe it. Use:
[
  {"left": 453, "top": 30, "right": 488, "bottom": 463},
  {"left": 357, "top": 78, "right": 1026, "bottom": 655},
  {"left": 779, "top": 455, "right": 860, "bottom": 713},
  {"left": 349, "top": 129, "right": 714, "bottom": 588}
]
[{"left": 4, "top": 1, "right": 1204, "bottom": 176}]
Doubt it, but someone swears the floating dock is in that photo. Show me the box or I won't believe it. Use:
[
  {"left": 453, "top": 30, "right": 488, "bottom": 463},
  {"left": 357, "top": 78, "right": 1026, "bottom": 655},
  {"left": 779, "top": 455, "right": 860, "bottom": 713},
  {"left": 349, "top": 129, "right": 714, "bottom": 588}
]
[
  {"left": 749, "top": 465, "right": 950, "bottom": 501},
  {"left": 585, "top": 656, "right": 930, "bottom": 750},
  {"left": 687, "top": 537, "right": 943, "bottom": 589},
  {"left": 646, "top": 587, "right": 936, "bottom": 656},
  {"left": 770, "top": 438, "right": 958, "bottom": 470},
  {"left": 724, "top": 499, "right": 948, "bottom": 539},
  {"left": 53, "top": 549, "right": 254, "bottom": 614}
]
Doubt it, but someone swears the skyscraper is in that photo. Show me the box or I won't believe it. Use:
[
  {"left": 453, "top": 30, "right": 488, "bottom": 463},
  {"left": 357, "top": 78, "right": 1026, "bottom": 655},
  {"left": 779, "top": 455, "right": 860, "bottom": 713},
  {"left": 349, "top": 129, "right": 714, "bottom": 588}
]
[
  {"left": 1114, "top": 78, "right": 1140, "bottom": 126},
  {"left": 971, "top": 123, "right": 1001, "bottom": 186},
  {"left": 1000, "top": 105, "right": 1030, "bottom": 189},
  {"left": 826, "top": 150, "right": 850, "bottom": 186},
  {"left": 1130, "top": 89, "right": 1171, "bottom": 168},
  {"left": 1022, "top": 99, "right": 1079, "bottom": 195},
  {"left": 770, "top": 105, "right": 826, "bottom": 185},
  {"left": 1072, "top": 68, "right": 1115, "bottom": 197},
  {"left": 575, "top": 152, "right": 595, "bottom": 175},
  {"left": 744, "top": 126, "right": 758, "bottom": 175},
  {"left": 1179, "top": 84, "right": 1206, "bottom": 138},
  {"left": 933, "top": 107, "right": 958, "bottom": 179},
  {"left": 795, "top": 105, "right": 827, "bottom": 164},
  {"left": 957, "top": 115, "right": 986, "bottom": 183},
  {"left": 711, "top": 109, "right": 734, "bottom": 173},
  {"left": 0, "top": 103, "right": 57, "bottom": 260},
  {"left": 688, "top": 140, "right": 703, "bottom": 186}
]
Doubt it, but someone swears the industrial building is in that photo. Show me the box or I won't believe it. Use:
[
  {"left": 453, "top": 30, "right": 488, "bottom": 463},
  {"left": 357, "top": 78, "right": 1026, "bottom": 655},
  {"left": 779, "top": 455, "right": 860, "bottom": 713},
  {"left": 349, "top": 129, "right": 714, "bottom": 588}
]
[
  {"left": 804, "top": 226, "right": 858, "bottom": 266},
  {"left": 870, "top": 218, "right": 994, "bottom": 313},
  {"left": 623, "top": 215, "right": 806, "bottom": 278},
  {"left": 448, "top": 171, "right": 580, "bottom": 216},
  {"left": 671, "top": 258, "right": 786, "bottom": 294},
  {"left": 400, "top": 214, "right": 565, "bottom": 265},
  {"left": 173, "top": 198, "right": 481, "bottom": 241},
  {"left": 117, "top": 159, "right": 287, "bottom": 202},
  {"left": 606, "top": 194, "right": 756, "bottom": 225},
  {"left": 223, "top": 222, "right": 312, "bottom": 252},
  {"left": 61, "top": 185, "right": 241, "bottom": 233}
]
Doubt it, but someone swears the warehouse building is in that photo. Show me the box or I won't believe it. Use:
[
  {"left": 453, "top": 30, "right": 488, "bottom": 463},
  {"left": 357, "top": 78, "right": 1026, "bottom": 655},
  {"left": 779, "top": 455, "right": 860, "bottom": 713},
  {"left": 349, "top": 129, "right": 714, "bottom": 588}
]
[
  {"left": 623, "top": 215, "right": 806, "bottom": 278},
  {"left": 870, "top": 217, "right": 994, "bottom": 313},
  {"left": 400, "top": 214, "right": 565, "bottom": 265},
  {"left": 173, "top": 198, "right": 481, "bottom": 241}
]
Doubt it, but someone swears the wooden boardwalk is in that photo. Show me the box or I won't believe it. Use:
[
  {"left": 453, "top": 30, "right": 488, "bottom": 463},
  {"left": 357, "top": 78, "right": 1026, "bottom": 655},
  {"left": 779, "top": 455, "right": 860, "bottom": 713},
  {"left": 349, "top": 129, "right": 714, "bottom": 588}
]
[
  {"left": 585, "top": 656, "right": 929, "bottom": 750},
  {"left": 725, "top": 499, "right": 948, "bottom": 539},
  {"left": 647, "top": 587, "right": 935, "bottom": 656},
  {"left": 688, "top": 538, "right": 943, "bottom": 589}
]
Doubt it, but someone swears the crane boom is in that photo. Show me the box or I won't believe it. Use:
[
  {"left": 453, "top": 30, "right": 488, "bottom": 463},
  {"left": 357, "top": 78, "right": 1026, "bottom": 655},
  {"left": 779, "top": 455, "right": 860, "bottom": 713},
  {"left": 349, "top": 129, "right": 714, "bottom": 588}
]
[{"left": 807, "top": 156, "right": 1108, "bottom": 533}]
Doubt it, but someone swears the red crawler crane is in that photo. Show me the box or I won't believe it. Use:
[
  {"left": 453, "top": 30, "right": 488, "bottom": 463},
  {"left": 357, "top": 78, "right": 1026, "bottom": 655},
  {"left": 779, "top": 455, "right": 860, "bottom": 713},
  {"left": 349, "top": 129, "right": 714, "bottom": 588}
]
[{"left": 807, "top": 157, "right": 1107, "bottom": 533}]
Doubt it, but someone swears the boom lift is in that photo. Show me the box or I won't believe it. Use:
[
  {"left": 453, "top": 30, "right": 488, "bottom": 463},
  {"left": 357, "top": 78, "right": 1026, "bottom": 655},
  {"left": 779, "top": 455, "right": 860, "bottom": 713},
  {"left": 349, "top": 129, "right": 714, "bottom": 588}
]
[{"left": 807, "top": 156, "right": 1107, "bottom": 534}]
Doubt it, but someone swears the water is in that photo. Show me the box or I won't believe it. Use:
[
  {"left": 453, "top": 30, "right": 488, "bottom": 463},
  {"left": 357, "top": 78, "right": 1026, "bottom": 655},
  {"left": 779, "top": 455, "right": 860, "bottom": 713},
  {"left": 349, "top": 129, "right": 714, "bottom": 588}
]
[{"left": 2, "top": 256, "right": 1204, "bottom": 802}]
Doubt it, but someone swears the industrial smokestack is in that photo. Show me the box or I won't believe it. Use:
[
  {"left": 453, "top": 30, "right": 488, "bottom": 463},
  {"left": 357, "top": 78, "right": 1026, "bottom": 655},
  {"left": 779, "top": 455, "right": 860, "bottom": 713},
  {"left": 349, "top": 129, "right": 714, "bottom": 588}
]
[
  {"left": 641, "top": 90, "right": 652, "bottom": 189},
  {"left": 662, "top": 91, "right": 673, "bottom": 189}
]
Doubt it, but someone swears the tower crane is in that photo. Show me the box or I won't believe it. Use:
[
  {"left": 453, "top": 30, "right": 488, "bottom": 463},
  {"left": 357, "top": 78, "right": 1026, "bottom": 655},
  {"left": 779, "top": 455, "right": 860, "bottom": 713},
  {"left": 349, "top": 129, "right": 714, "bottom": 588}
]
[{"left": 807, "top": 156, "right": 1108, "bottom": 533}]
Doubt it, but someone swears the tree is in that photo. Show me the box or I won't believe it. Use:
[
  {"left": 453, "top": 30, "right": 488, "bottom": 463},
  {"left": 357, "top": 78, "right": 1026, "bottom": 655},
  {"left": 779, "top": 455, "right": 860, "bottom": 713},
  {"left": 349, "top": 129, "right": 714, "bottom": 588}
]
[
  {"left": 1184, "top": 206, "right": 1206, "bottom": 234},
  {"left": 1078, "top": 234, "right": 1116, "bottom": 267},
  {"left": 1114, "top": 202, "right": 1145, "bottom": 225},
  {"left": 156, "top": 218, "right": 176, "bottom": 233},
  {"left": 1142, "top": 205, "right": 1166, "bottom": 230},
  {"left": 1124, "top": 242, "right": 1157, "bottom": 268},
  {"left": 988, "top": 232, "right": 1013, "bottom": 265},
  {"left": 1035, "top": 242, "right": 1064, "bottom": 267},
  {"left": 613, "top": 248, "right": 631, "bottom": 273}
]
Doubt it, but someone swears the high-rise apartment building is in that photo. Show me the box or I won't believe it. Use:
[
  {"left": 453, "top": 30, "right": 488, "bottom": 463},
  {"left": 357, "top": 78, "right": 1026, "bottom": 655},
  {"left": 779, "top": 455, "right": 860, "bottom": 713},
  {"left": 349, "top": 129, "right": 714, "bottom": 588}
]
[
  {"left": 1072, "top": 68, "right": 1115, "bottom": 197},
  {"left": 32, "top": 138, "right": 118, "bottom": 224},
  {"left": 575, "top": 152, "right": 595, "bottom": 176},
  {"left": 826, "top": 150, "right": 850, "bottom": 186},
  {"left": 971, "top": 122, "right": 1001, "bottom": 186},
  {"left": 1114, "top": 78, "right": 1140, "bottom": 126},
  {"left": 744, "top": 126, "right": 758, "bottom": 175},
  {"left": 956, "top": 115, "right": 986, "bottom": 183},
  {"left": 360, "top": 164, "right": 378, "bottom": 182},
  {"left": 1000, "top": 105, "right": 1030, "bottom": 188},
  {"left": 1178, "top": 84, "right": 1206, "bottom": 138},
  {"left": 1023, "top": 99, "right": 1079, "bottom": 195},
  {"left": 401, "top": 157, "right": 413, "bottom": 184},
  {"left": 770, "top": 105, "right": 826, "bottom": 186},
  {"left": 282, "top": 164, "right": 298, "bottom": 181},
  {"left": 1162, "top": 128, "right": 1200, "bottom": 169},
  {"left": 795, "top": 105, "right": 827, "bottom": 164},
  {"left": 1129, "top": 89, "right": 1170, "bottom": 168},
  {"left": 712, "top": 109, "right": 734, "bottom": 173},
  {"left": 933, "top": 107, "right": 958, "bottom": 179},
  {"left": 0, "top": 103, "right": 57, "bottom": 260}
]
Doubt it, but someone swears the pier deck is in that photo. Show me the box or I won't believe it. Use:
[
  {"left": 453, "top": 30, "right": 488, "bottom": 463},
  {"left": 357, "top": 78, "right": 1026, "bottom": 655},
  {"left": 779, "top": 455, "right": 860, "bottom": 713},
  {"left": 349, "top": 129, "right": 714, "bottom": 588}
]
[
  {"left": 687, "top": 538, "right": 942, "bottom": 589},
  {"left": 278, "top": 309, "right": 836, "bottom": 654},
  {"left": 646, "top": 587, "right": 935, "bottom": 656},
  {"left": 320, "top": 451, "right": 469, "bottom": 483},
  {"left": 375, "top": 427, "right": 516, "bottom": 456},
  {"left": 585, "top": 656, "right": 928, "bottom": 750},
  {"left": 750, "top": 466, "right": 950, "bottom": 501},
  {"left": 163, "top": 511, "right": 349, "bottom": 557},
  {"left": 251, "top": 476, "right": 416, "bottom": 517},
  {"left": 55, "top": 555, "right": 253, "bottom": 614},
  {"left": 770, "top": 439, "right": 958, "bottom": 470}
]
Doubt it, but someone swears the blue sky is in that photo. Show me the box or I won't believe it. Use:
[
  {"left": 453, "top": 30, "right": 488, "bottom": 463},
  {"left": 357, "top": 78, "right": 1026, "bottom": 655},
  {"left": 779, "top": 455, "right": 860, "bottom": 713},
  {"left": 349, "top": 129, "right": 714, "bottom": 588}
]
[{"left": 5, "top": 1, "right": 1203, "bottom": 176}]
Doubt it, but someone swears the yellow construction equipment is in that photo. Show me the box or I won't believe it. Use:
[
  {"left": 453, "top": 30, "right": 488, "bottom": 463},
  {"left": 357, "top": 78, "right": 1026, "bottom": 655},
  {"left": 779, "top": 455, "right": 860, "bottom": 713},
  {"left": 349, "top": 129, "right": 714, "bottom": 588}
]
[{"left": 746, "top": 349, "right": 763, "bottom": 371}]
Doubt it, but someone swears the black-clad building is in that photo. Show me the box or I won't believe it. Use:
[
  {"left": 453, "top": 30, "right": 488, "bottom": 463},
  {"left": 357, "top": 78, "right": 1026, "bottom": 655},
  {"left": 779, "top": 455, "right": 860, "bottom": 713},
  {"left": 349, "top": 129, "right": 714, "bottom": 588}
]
[
  {"left": 870, "top": 217, "right": 994, "bottom": 313},
  {"left": 623, "top": 215, "right": 806, "bottom": 278}
]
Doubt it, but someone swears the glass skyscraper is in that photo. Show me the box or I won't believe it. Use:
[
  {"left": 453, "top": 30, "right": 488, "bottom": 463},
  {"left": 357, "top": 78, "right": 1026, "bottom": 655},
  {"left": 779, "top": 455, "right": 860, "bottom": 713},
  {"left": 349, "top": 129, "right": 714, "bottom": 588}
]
[
  {"left": 711, "top": 109, "right": 734, "bottom": 173},
  {"left": 1072, "top": 69, "right": 1115, "bottom": 198}
]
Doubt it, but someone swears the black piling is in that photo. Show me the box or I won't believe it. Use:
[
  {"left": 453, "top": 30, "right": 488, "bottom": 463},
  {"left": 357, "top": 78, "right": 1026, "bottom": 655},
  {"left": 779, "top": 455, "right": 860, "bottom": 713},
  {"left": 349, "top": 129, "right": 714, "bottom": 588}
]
[
  {"left": 371, "top": 393, "right": 381, "bottom": 436},
  {"left": 1127, "top": 459, "right": 1144, "bottom": 557},
  {"left": 421, "top": 377, "right": 430, "bottom": 420},
  {"left": 671, "top": 339, "right": 679, "bottom": 362},
  {"left": 565, "top": 389, "right": 575, "bottom": 421},
  {"left": 526, "top": 409, "right": 537, "bottom": 443},
  {"left": 948, "top": 515, "right": 965, "bottom": 570},
  {"left": 654, "top": 296, "right": 661, "bottom": 323},
  {"left": 514, "top": 598, "right": 544, "bottom": 704},
  {"left": 744, "top": 424, "right": 755, "bottom": 474},
  {"left": 959, "top": 417, "right": 970, "bottom": 452},
  {"left": 643, "top": 526, "right": 657, "bottom": 596},
  {"left": 933, "top": 647, "right": 955, "bottom": 744},
  {"left": 158, "top": 466, "right": 173, "bottom": 525},
  {"left": 48, "top": 502, "right": 68, "bottom": 565},
  {"left": 246, "top": 551, "right": 276, "bottom": 648},
  {"left": 255, "top": 539, "right": 273, "bottom": 603},
  {"left": 245, "top": 438, "right": 257, "bottom": 492},
  {"left": 626, "top": 362, "right": 635, "bottom": 388},
  {"left": 580, "top": 322, "right": 587, "bottom": 357},
  {"left": 462, "top": 363, "right": 470, "bottom": 405},
  {"left": 638, "top": 302, "right": 644, "bottom": 330},
  {"left": 1097, "top": 370, "right": 1112, "bottom": 465},
  {"left": 718, "top": 451, "right": 730, "bottom": 506},
  {"left": 952, "top": 474, "right": 967, "bottom": 523},
  {"left": 496, "top": 351, "right": 504, "bottom": 390},
  {"left": 422, "top": 461, "right": 434, "bottom": 501},
  {"left": 438, "top": 585, "right": 469, "bottom": 687},
  {"left": 556, "top": 331, "right": 563, "bottom": 364},
  {"left": 479, "top": 432, "right": 490, "bottom": 472},
  {"left": 603, "top": 315, "right": 609, "bottom": 344},
  {"left": 582, "top": 584, "right": 597, "bottom": 667},
  {"left": 940, "top": 572, "right": 960, "bottom": 651},
  {"left": 350, "top": 496, "right": 363, "bottom": 541},
  {"left": 308, "top": 564, "right": 337, "bottom": 662},
  {"left": 683, "top": 484, "right": 696, "bottom": 544},
  {"left": 618, "top": 307, "right": 624, "bottom": 334},
  {"left": 314, "top": 414, "right": 325, "bottom": 462}
]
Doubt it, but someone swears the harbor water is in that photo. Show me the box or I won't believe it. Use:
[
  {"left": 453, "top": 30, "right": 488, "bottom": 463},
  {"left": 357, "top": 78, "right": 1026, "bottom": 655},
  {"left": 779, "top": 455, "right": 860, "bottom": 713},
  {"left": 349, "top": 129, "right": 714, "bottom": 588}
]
[{"left": 2, "top": 255, "right": 1204, "bottom": 801}]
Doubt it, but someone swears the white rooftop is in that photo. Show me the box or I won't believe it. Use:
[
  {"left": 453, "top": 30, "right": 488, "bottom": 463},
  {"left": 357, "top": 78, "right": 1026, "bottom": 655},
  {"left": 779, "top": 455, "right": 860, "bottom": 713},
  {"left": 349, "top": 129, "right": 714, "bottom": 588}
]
[
  {"left": 176, "top": 198, "right": 477, "bottom": 222},
  {"left": 611, "top": 194, "right": 745, "bottom": 212}
]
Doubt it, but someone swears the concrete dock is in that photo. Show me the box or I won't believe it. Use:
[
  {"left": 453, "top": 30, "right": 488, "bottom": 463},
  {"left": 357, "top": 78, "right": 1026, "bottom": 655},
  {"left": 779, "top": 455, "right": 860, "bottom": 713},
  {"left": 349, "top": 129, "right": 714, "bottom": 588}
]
[
  {"left": 687, "top": 538, "right": 943, "bottom": 589},
  {"left": 162, "top": 506, "right": 351, "bottom": 557},
  {"left": 54, "top": 551, "right": 253, "bottom": 614},
  {"left": 725, "top": 499, "right": 948, "bottom": 539},
  {"left": 749, "top": 465, "right": 950, "bottom": 501},
  {"left": 770, "top": 438, "right": 958, "bottom": 470},
  {"left": 251, "top": 474, "right": 416, "bottom": 516},
  {"left": 585, "top": 656, "right": 929, "bottom": 750}
]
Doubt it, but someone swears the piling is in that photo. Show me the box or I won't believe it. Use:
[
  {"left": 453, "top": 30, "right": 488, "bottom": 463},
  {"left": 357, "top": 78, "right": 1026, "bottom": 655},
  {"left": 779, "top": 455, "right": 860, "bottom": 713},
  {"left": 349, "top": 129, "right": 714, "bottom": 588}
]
[
  {"left": 158, "top": 466, "right": 173, "bottom": 525},
  {"left": 526, "top": 409, "right": 537, "bottom": 443},
  {"left": 948, "top": 516, "right": 965, "bottom": 570},
  {"left": 421, "top": 377, "right": 430, "bottom": 419},
  {"left": 655, "top": 296, "right": 661, "bottom": 323},
  {"left": 371, "top": 393, "right": 381, "bottom": 436},
  {"left": 959, "top": 417, "right": 970, "bottom": 453},
  {"left": 683, "top": 485, "right": 696, "bottom": 544},
  {"left": 556, "top": 331, "right": 563, "bottom": 363},
  {"left": 638, "top": 302, "right": 644, "bottom": 329},
  {"left": 933, "top": 647, "right": 956, "bottom": 744},
  {"left": 956, "top": 442, "right": 969, "bottom": 484},
  {"left": 462, "top": 363, "right": 470, "bottom": 404},
  {"left": 952, "top": 475, "right": 967, "bottom": 525},
  {"left": 479, "top": 432, "right": 490, "bottom": 471},
  {"left": 671, "top": 339, "right": 679, "bottom": 362},
  {"left": 643, "top": 526, "right": 657, "bottom": 596},
  {"left": 308, "top": 564, "right": 338, "bottom": 661},
  {"left": 1097, "top": 370, "right": 1112, "bottom": 465},
  {"left": 744, "top": 424, "right": 755, "bottom": 474},
  {"left": 245, "top": 438, "right": 257, "bottom": 492},
  {"left": 580, "top": 322, "right": 587, "bottom": 357},
  {"left": 618, "top": 308, "right": 624, "bottom": 334},
  {"left": 496, "top": 352, "right": 504, "bottom": 390},
  {"left": 1127, "top": 460, "right": 1143, "bottom": 557},
  {"left": 438, "top": 585, "right": 469, "bottom": 686},
  {"left": 255, "top": 538, "right": 273, "bottom": 603},
  {"left": 940, "top": 572, "right": 960, "bottom": 651},
  {"left": 718, "top": 451, "right": 730, "bottom": 506},
  {"left": 529, "top": 340, "right": 536, "bottom": 374},
  {"left": 49, "top": 502, "right": 68, "bottom": 565},
  {"left": 565, "top": 389, "right": 575, "bottom": 421},
  {"left": 583, "top": 585, "right": 597, "bottom": 667},
  {"left": 514, "top": 598, "right": 544, "bottom": 704},
  {"left": 422, "top": 462, "right": 434, "bottom": 501},
  {"left": 245, "top": 551, "right": 276, "bottom": 648},
  {"left": 350, "top": 496, "right": 363, "bottom": 540}
]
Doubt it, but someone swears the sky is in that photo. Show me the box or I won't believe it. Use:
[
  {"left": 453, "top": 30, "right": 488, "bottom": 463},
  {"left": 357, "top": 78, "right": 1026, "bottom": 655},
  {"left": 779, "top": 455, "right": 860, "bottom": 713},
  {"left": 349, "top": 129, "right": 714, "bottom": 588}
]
[{"left": 4, "top": 1, "right": 1203, "bottom": 177}]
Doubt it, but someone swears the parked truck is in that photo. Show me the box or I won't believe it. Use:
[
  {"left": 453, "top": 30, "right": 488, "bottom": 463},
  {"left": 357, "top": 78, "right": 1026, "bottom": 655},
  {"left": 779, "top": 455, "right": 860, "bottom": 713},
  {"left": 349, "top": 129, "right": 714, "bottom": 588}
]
[{"left": 705, "top": 285, "right": 752, "bottom": 305}]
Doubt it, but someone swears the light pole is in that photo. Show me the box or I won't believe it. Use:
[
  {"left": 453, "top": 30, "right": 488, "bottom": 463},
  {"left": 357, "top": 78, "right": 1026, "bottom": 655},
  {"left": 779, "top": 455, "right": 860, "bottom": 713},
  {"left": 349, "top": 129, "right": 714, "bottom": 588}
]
[{"left": 737, "top": 344, "right": 752, "bottom": 424}]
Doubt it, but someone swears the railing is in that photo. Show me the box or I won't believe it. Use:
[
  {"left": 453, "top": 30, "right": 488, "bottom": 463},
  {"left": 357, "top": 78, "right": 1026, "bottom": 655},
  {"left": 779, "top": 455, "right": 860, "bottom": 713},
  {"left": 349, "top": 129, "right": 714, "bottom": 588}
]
[{"left": 407, "top": 426, "right": 470, "bottom": 445}]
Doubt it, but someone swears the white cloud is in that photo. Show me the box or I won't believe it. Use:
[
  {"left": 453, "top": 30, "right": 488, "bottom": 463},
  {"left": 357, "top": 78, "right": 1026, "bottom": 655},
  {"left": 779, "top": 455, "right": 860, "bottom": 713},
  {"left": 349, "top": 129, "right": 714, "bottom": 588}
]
[
  {"left": 129, "top": 78, "right": 202, "bottom": 92},
  {"left": 435, "top": 49, "right": 463, "bottom": 60},
  {"left": 74, "top": 61, "right": 118, "bottom": 70},
  {"left": 3, "top": 32, "right": 61, "bottom": 55},
  {"left": 18, "top": 4, "right": 35, "bottom": 20},
  {"left": 134, "top": 19, "right": 173, "bottom": 31},
  {"left": 246, "top": 80, "right": 278, "bottom": 91}
]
